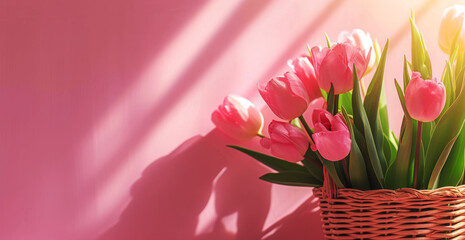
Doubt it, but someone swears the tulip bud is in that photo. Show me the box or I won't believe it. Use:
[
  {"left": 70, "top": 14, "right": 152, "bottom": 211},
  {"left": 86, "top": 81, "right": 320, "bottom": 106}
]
[
  {"left": 311, "top": 43, "right": 370, "bottom": 95},
  {"left": 258, "top": 72, "right": 310, "bottom": 120},
  {"left": 311, "top": 109, "right": 351, "bottom": 161},
  {"left": 260, "top": 121, "right": 309, "bottom": 162},
  {"left": 338, "top": 29, "right": 376, "bottom": 74},
  {"left": 212, "top": 95, "right": 264, "bottom": 140},
  {"left": 439, "top": 4, "right": 465, "bottom": 54},
  {"left": 405, "top": 72, "right": 446, "bottom": 122},
  {"left": 287, "top": 56, "right": 322, "bottom": 101}
]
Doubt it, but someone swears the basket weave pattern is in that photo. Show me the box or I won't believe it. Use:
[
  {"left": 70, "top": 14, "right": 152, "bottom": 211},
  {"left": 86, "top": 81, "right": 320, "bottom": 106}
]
[{"left": 313, "top": 185, "right": 465, "bottom": 239}]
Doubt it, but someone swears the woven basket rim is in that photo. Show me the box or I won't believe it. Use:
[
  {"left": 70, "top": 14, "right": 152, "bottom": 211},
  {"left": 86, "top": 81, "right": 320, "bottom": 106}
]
[{"left": 314, "top": 185, "right": 465, "bottom": 200}]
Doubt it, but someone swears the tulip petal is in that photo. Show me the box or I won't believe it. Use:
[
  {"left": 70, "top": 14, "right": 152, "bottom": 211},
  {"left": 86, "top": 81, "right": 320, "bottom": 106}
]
[{"left": 313, "top": 130, "right": 351, "bottom": 161}]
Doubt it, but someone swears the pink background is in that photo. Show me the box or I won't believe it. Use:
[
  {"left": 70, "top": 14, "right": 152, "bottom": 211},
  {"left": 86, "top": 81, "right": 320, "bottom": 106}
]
[{"left": 0, "top": 0, "right": 461, "bottom": 239}]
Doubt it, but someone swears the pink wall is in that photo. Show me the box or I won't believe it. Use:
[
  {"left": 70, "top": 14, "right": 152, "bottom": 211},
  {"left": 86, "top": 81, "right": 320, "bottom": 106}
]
[{"left": 0, "top": 0, "right": 461, "bottom": 239}]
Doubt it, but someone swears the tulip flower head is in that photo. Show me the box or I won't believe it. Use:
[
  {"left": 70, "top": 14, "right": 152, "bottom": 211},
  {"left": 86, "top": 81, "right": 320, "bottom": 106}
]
[
  {"left": 212, "top": 95, "right": 264, "bottom": 140},
  {"left": 259, "top": 71, "right": 310, "bottom": 120},
  {"left": 287, "top": 55, "right": 322, "bottom": 101},
  {"left": 405, "top": 72, "right": 446, "bottom": 122},
  {"left": 338, "top": 29, "right": 376, "bottom": 73},
  {"left": 260, "top": 121, "right": 309, "bottom": 162},
  {"left": 311, "top": 109, "right": 351, "bottom": 161},
  {"left": 439, "top": 4, "right": 465, "bottom": 54},
  {"left": 311, "top": 42, "right": 370, "bottom": 94}
]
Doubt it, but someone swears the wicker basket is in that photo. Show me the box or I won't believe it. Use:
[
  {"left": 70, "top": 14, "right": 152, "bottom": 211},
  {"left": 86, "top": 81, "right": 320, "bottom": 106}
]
[{"left": 313, "top": 184, "right": 465, "bottom": 239}]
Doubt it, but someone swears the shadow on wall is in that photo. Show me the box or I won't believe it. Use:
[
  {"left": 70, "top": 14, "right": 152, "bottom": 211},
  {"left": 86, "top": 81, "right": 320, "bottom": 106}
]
[
  {"left": 0, "top": 0, "right": 211, "bottom": 236},
  {"left": 97, "top": 129, "right": 324, "bottom": 240}
]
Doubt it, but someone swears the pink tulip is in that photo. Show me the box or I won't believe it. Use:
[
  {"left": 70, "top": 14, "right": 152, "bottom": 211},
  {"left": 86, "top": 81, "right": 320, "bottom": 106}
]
[
  {"left": 258, "top": 71, "right": 310, "bottom": 120},
  {"left": 311, "top": 109, "right": 351, "bottom": 161},
  {"left": 338, "top": 29, "right": 376, "bottom": 73},
  {"left": 212, "top": 95, "right": 264, "bottom": 140},
  {"left": 405, "top": 72, "right": 446, "bottom": 122},
  {"left": 311, "top": 42, "right": 370, "bottom": 94},
  {"left": 287, "top": 55, "right": 322, "bottom": 101},
  {"left": 302, "top": 97, "right": 327, "bottom": 129},
  {"left": 260, "top": 121, "right": 309, "bottom": 162}
]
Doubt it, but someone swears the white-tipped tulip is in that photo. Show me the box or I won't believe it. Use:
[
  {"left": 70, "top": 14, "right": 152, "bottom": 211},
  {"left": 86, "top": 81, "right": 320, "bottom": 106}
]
[
  {"left": 439, "top": 5, "right": 465, "bottom": 54},
  {"left": 338, "top": 29, "right": 376, "bottom": 73},
  {"left": 212, "top": 95, "right": 264, "bottom": 140}
]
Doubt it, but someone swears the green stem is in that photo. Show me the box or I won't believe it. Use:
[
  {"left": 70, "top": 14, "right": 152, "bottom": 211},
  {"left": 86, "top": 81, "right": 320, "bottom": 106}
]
[
  {"left": 342, "top": 158, "right": 351, "bottom": 186},
  {"left": 298, "top": 116, "right": 314, "bottom": 144},
  {"left": 333, "top": 94, "right": 339, "bottom": 115},
  {"left": 256, "top": 133, "right": 265, "bottom": 138},
  {"left": 413, "top": 121, "right": 422, "bottom": 189},
  {"left": 304, "top": 155, "right": 323, "bottom": 170}
]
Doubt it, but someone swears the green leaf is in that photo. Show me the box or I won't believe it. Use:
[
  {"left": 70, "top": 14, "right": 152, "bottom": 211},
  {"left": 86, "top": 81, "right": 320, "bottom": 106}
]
[
  {"left": 326, "top": 84, "right": 335, "bottom": 114},
  {"left": 443, "top": 62, "right": 455, "bottom": 112},
  {"left": 364, "top": 39, "right": 389, "bottom": 172},
  {"left": 424, "top": 76, "right": 465, "bottom": 188},
  {"left": 410, "top": 12, "right": 432, "bottom": 79},
  {"left": 385, "top": 118, "right": 414, "bottom": 189},
  {"left": 455, "top": 53, "right": 465, "bottom": 94},
  {"left": 456, "top": 67, "right": 465, "bottom": 99},
  {"left": 325, "top": 33, "right": 332, "bottom": 48},
  {"left": 352, "top": 65, "right": 384, "bottom": 188},
  {"left": 427, "top": 126, "right": 463, "bottom": 189},
  {"left": 373, "top": 38, "right": 381, "bottom": 67},
  {"left": 394, "top": 79, "right": 410, "bottom": 119},
  {"left": 227, "top": 145, "right": 307, "bottom": 172},
  {"left": 339, "top": 91, "right": 353, "bottom": 115},
  {"left": 437, "top": 124, "right": 465, "bottom": 187},
  {"left": 307, "top": 44, "right": 312, "bottom": 57},
  {"left": 379, "top": 89, "right": 390, "bottom": 137},
  {"left": 403, "top": 55, "right": 411, "bottom": 91},
  {"left": 383, "top": 132, "right": 398, "bottom": 167},
  {"left": 290, "top": 118, "right": 302, "bottom": 130},
  {"left": 321, "top": 159, "right": 346, "bottom": 188},
  {"left": 342, "top": 107, "right": 370, "bottom": 190},
  {"left": 421, "top": 121, "right": 432, "bottom": 156},
  {"left": 321, "top": 89, "right": 328, "bottom": 101},
  {"left": 259, "top": 171, "right": 322, "bottom": 187},
  {"left": 385, "top": 79, "right": 414, "bottom": 189},
  {"left": 301, "top": 158, "right": 324, "bottom": 182}
]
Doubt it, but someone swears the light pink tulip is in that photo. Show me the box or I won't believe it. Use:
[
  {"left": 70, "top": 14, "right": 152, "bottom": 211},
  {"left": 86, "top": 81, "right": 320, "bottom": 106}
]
[
  {"left": 287, "top": 55, "right": 322, "bottom": 101},
  {"left": 212, "top": 95, "right": 264, "bottom": 140},
  {"left": 311, "top": 43, "right": 370, "bottom": 94},
  {"left": 260, "top": 121, "right": 309, "bottom": 162},
  {"left": 338, "top": 29, "right": 376, "bottom": 73},
  {"left": 439, "top": 5, "right": 465, "bottom": 54},
  {"left": 405, "top": 72, "right": 446, "bottom": 122},
  {"left": 311, "top": 109, "right": 351, "bottom": 161},
  {"left": 302, "top": 97, "right": 327, "bottom": 129},
  {"left": 258, "top": 71, "right": 310, "bottom": 120}
]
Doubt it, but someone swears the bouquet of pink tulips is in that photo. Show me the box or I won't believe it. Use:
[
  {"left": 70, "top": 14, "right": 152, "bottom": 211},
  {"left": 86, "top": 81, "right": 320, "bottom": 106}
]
[{"left": 212, "top": 7, "right": 465, "bottom": 191}]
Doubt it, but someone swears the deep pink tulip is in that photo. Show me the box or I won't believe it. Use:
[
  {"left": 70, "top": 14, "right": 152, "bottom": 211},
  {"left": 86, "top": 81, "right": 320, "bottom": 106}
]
[
  {"left": 260, "top": 121, "right": 309, "bottom": 162},
  {"left": 212, "top": 95, "right": 264, "bottom": 140},
  {"left": 311, "top": 43, "right": 370, "bottom": 94},
  {"left": 405, "top": 72, "right": 446, "bottom": 122},
  {"left": 311, "top": 109, "right": 351, "bottom": 161},
  {"left": 288, "top": 55, "right": 322, "bottom": 101},
  {"left": 259, "top": 71, "right": 310, "bottom": 120}
]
